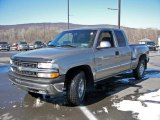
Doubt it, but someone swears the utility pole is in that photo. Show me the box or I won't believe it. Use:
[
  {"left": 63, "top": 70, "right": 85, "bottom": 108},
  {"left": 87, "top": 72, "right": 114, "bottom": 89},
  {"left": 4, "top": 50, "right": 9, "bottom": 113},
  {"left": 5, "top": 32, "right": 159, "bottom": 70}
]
[
  {"left": 108, "top": 0, "right": 121, "bottom": 29},
  {"left": 118, "top": 0, "right": 121, "bottom": 29},
  {"left": 67, "top": 0, "right": 70, "bottom": 30}
]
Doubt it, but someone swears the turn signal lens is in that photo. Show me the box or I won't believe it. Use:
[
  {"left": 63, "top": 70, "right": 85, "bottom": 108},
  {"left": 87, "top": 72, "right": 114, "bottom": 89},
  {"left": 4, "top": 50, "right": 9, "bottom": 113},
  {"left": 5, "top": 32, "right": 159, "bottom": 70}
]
[{"left": 50, "top": 73, "right": 60, "bottom": 78}]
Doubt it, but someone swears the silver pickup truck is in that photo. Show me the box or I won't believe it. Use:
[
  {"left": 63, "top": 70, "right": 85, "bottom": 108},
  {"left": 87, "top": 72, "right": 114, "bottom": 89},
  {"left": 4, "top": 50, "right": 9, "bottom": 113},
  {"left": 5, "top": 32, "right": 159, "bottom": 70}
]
[{"left": 9, "top": 28, "right": 149, "bottom": 105}]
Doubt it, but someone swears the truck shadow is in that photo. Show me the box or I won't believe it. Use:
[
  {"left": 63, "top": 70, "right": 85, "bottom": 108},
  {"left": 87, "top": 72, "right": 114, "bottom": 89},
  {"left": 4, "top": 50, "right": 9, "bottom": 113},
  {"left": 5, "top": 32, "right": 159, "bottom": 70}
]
[
  {"left": 23, "top": 69, "right": 160, "bottom": 107},
  {"left": 84, "top": 68, "right": 160, "bottom": 106}
]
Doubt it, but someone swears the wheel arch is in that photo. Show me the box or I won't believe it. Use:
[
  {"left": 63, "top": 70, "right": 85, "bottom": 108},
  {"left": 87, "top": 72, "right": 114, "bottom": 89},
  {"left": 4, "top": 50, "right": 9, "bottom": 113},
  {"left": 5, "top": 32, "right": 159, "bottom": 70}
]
[
  {"left": 64, "top": 65, "right": 94, "bottom": 92},
  {"left": 139, "top": 54, "right": 147, "bottom": 69}
]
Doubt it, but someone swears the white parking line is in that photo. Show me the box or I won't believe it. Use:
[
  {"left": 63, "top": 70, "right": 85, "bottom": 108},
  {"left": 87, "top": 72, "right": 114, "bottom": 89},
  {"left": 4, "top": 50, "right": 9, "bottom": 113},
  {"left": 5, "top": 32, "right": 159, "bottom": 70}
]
[{"left": 79, "top": 106, "right": 98, "bottom": 120}]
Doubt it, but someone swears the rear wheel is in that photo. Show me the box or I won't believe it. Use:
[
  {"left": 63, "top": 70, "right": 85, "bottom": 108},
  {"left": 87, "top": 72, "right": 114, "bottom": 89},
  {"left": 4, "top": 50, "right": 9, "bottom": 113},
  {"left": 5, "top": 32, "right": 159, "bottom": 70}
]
[
  {"left": 133, "top": 58, "right": 146, "bottom": 80},
  {"left": 67, "top": 71, "right": 86, "bottom": 105}
]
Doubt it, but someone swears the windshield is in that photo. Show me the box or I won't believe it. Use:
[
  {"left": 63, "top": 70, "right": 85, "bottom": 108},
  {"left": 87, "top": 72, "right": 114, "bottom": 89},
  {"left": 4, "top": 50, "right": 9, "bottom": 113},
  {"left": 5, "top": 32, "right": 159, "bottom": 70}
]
[
  {"left": 147, "top": 42, "right": 155, "bottom": 45},
  {"left": 20, "top": 42, "right": 27, "bottom": 44},
  {"left": 48, "top": 30, "right": 97, "bottom": 48},
  {"left": 35, "top": 41, "right": 43, "bottom": 44}
]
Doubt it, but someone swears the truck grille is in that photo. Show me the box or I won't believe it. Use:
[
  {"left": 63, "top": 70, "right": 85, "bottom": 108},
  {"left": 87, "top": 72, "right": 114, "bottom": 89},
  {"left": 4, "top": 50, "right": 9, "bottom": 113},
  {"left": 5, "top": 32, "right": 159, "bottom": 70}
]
[
  {"left": 13, "top": 60, "right": 37, "bottom": 68},
  {"left": 13, "top": 67, "right": 37, "bottom": 77},
  {"left": 12, "top": 60, "right": 38, "bottom": 77}
]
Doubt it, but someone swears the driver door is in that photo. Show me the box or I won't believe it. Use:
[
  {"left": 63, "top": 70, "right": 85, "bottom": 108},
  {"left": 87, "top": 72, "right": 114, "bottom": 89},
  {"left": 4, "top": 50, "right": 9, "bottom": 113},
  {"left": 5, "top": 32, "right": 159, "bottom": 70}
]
[{"left": 95, "top": 30, "right": 120, "bottom": 81}]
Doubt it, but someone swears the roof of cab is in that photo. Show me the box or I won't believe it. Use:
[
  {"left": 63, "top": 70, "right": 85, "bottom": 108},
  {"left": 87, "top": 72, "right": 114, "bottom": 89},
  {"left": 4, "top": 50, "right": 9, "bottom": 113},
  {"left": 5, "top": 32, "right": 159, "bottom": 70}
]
[{"left": 63, "top": 27, "right": 122, "bottom": 32}]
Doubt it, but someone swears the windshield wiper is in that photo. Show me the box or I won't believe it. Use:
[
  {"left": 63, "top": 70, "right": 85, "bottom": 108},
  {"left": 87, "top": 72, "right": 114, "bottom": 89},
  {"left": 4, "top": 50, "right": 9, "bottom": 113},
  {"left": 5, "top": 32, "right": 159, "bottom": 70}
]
[
  {"left": 48, "top": 44, "right": 57, "bottom": 47},
  {"left": 59, "top": 45, "right": 77, "bottom": 48},
  {"left": 48, "top": 44, "right": 77, "bottom": 48}
]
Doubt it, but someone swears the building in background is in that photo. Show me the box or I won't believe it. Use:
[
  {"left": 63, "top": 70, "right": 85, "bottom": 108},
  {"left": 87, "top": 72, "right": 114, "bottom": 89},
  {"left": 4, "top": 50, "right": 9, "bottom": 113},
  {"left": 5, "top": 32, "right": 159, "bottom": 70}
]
[{"left": 158, "top": 36, "right": 160, "bottom": 47}]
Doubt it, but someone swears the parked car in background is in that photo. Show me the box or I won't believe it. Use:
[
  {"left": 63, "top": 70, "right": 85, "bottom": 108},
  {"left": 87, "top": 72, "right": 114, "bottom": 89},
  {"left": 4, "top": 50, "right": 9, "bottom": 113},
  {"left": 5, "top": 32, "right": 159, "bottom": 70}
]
[
  {"left": 34, "top": 41, "right": 46, "bottom": 49},
  {"left": 139, "top": 38, "right": 157, "bottom": 51},
  {"left": 144, "top": 41, "right": 156, "bottom": 51},
  {"left": 29, "top": 44, "right": 34, "bottom": 50},
  {"left": 0, "top": 42, "right": 10, "bottom": 51},
  {"left": 11, "top": 43, "right": 18, "bottom": 51},
  {"left": 17, "top": 41, "right": 29, "bottom": 51},
  {"left": 47, "top": 41, "right": 52, "bottom": 45}
]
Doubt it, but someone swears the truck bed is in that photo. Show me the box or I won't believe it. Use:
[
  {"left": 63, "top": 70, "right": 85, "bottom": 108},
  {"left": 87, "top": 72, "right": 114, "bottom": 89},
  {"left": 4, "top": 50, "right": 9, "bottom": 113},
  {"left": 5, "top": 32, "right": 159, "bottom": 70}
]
[{"left": 129, "top": 44, "right": 149, "bottom": 69}]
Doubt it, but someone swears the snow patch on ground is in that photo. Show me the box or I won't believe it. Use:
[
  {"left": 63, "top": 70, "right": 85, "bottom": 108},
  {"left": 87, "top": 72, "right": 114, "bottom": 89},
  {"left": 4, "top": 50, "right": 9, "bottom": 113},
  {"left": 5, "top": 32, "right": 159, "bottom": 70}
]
[
  {"left": 118, "top": 78, "right": 130, "bottom": 83},
  {"left": 117, "top": 68, "right": 160, "bottom": 84},
  {"left": 102, "top": 106, "right": 108, "bottom": 113},
  {"left": 138, "top": 89, "right": 160, "bottom": 102},
  {"left": 117, "top": 78, "right": 135, "bottom": 84},
  {"left": 33, "top": 98, "right": 45, "bottom": 108},
  {"left": 113, "top": 89, "right": 160, "bottom": 120}
]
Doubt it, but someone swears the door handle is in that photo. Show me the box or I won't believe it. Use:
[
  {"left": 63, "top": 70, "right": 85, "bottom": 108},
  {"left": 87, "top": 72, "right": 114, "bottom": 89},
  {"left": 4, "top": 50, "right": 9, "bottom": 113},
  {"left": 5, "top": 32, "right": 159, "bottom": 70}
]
[{"left": 115, "top": 51, "right": 119, "bottom": 56}]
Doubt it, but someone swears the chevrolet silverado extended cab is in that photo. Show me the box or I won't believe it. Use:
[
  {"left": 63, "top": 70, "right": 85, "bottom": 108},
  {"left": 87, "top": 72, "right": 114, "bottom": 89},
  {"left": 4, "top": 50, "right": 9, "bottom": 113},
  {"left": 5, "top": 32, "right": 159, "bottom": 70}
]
[{"left": 9, "top": 28, "right": 149, "bottom": 105}]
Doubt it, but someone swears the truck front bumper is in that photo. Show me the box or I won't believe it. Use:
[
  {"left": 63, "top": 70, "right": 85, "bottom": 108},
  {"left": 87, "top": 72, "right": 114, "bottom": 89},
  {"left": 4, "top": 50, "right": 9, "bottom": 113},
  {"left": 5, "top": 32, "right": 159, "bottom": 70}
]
[{"left": 8, "top": 71, "right": 66, "bottom": 95}]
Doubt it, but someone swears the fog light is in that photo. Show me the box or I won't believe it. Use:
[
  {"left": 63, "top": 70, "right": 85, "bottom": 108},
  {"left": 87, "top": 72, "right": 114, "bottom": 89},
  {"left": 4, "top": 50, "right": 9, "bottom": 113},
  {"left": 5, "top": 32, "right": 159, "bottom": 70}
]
[{"left": 37, "top": 73, "right": 59, "bottom": 78}]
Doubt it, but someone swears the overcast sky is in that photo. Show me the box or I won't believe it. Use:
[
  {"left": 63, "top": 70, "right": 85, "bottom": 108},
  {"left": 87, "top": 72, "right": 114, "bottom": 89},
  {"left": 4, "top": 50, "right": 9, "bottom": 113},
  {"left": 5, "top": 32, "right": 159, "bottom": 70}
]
[{"left": 0, "top": 0, "right": 160, "bottom": 29}]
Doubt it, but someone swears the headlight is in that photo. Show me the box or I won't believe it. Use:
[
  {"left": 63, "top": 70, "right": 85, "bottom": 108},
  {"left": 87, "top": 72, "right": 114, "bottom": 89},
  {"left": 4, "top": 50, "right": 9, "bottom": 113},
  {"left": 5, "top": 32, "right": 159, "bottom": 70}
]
[
  {"left": 38, "top": 63, "right": 59, "bottom": 69},
  {"left": 37, "top": 73, "right": 59, "bottom": 78},
  {"left": 10, "top": 59, "right": 13, "bottom": 64}
]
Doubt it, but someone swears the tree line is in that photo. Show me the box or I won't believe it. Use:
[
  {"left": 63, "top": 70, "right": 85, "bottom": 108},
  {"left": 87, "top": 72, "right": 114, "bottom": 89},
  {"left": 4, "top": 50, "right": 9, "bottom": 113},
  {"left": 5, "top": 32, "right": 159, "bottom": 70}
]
[{"left": 0, "top": 23, "right": 160, "bottom": 44}]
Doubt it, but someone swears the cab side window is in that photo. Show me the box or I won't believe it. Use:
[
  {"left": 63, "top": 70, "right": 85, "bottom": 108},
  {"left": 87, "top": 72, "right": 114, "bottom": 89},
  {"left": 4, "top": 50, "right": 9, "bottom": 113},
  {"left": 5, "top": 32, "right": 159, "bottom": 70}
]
[
  {"left": 114, "top": 30, "right": 126, "bottom": 47},
  {"left": 98, "top": 31, "right": 115, "bottom": 47}
]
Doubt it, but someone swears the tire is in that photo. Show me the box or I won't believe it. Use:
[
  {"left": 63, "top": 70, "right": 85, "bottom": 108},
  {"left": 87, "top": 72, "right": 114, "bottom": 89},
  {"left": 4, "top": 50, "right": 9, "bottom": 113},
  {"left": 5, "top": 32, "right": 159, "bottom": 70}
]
[
  {"left": 67, "top": 71, "right": 86, "bottom": 105},
  {"left": 133, "top": 58, "right": 146, "bottom": 80}
]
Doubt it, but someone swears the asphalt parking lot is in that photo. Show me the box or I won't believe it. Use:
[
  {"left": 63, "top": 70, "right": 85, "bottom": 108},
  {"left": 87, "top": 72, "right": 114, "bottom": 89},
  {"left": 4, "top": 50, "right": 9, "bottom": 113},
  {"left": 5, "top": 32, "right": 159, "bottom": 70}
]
[{"left": 0, "top": 51, "right": 160, "bottom": 120}]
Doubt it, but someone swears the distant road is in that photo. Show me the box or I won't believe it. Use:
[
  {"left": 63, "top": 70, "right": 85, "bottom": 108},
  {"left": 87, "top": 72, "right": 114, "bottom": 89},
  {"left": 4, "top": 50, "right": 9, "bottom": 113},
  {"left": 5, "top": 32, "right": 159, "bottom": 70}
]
[
  {"left": 0, "top": 51, "right": 19, "bottom": 64},
  {"left": 0, "top": 51, "right": 19, "bottom": 57}
]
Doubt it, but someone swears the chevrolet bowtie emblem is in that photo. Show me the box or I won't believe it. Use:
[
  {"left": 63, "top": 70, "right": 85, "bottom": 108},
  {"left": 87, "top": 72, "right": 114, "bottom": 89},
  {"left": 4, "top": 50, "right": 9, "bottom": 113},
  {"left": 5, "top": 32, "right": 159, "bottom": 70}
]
[{"left": 18, "top": 66, "right": 23, "bottom": 71}]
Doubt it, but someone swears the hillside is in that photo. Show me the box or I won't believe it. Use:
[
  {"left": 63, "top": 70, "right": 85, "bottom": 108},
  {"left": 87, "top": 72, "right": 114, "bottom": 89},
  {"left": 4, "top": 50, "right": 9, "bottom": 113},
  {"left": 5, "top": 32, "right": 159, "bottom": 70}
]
[{"left": 0, "top": 23, "right": 160, "bottom": 44}]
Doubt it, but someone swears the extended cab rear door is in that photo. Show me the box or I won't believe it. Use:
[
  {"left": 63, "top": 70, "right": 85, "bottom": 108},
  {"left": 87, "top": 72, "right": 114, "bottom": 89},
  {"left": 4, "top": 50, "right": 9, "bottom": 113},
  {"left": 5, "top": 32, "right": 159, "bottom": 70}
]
[{"left": 113, "top": 29, "right": 132, "bottom": 72}]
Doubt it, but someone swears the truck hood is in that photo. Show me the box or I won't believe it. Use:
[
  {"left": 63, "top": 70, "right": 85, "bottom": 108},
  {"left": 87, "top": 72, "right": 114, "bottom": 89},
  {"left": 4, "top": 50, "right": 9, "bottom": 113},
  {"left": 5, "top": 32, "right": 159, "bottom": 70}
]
[{"left": 12, "top": 47, "right": 93, "bottom": 61}]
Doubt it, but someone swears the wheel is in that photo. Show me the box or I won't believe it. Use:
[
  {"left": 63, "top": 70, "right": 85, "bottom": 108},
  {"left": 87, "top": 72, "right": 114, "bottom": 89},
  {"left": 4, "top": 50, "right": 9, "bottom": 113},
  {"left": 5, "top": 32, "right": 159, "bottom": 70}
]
[
  {"left": 133, "top": 58, "right": 146, "bottom": 80},
  {"left": 67, "top": 71, "right": 86, "bottom": 105}
]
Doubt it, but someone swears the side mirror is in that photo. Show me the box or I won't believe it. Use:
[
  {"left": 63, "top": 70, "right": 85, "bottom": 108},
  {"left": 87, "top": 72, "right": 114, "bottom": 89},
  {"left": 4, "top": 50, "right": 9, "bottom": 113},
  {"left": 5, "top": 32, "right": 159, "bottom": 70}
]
[{"left": 97, "top": 41, "right": 111, "bottom": 49}]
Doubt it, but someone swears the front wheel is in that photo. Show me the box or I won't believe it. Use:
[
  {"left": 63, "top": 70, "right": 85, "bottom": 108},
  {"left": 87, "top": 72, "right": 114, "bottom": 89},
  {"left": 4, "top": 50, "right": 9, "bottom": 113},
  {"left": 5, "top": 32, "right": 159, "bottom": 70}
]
[
  {"left": 133, "top": 59, "right": 146, "bottom": 80},
  {"left": 67, "top": 71, "right": 86, "bottom": 105}
]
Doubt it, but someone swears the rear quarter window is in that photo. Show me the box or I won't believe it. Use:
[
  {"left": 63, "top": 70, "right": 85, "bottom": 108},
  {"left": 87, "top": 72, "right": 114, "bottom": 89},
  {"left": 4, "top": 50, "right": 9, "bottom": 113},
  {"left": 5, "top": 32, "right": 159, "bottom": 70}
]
[{"left": 114, "top": 30, "right": 126, "bottom": 47}]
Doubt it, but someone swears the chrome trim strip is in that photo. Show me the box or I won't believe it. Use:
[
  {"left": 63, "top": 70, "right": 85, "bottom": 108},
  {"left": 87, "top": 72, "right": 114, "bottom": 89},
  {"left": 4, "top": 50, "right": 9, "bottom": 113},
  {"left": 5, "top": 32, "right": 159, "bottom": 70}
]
[{"left": 96, "top": 62, "right": 131, "bottom": 72}]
